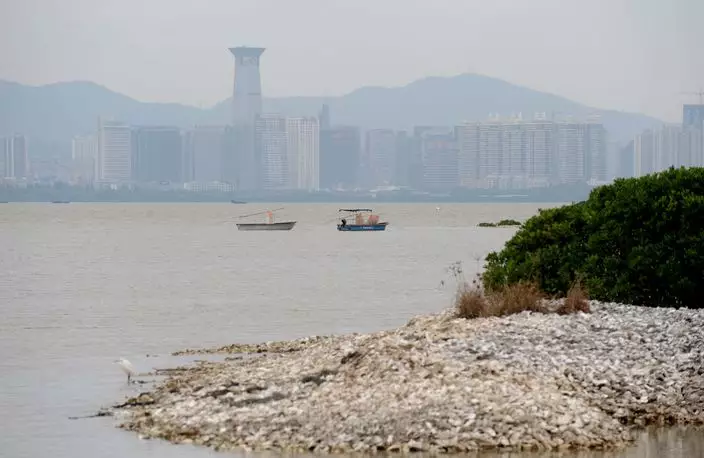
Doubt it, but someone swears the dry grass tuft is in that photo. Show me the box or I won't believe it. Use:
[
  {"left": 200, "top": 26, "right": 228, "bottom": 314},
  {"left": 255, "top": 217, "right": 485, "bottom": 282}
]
[
  {"left": 488, "top": 282, "right": 545, "bottom": 316},
  {"left": 455, "top": 281, "right": 545, "bottom": 319},
  {"left": 447, "top": 262, "right": 590, "bottom": 320},
  {"left": 455, "top": 283, "right": 489, "bottom": 319},
  {"left": 557, "top": 281, "right": 591, "bottom": 315},
  {"left": 454, "top": 278, "right": 590, "bottom": 319}
]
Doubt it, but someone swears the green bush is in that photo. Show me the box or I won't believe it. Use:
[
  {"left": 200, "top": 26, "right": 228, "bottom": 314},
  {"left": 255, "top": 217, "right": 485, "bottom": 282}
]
[
  {"left": 477, "top": 219, "right": 521, "bottom": 227},
  {"left": 496, "top": 219, "right": 521, "bottom": 227},
  {"left": 483, "top": 167, "right": 704, "bottom": 308},
  {"left": 483, "top": 202, "right": 589, "bottom": 295}
]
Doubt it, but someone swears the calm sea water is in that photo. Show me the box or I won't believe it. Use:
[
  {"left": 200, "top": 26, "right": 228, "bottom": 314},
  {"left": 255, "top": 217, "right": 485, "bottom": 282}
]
[{"left": 1, "top": 203, "right": 701, "bottom": 458}]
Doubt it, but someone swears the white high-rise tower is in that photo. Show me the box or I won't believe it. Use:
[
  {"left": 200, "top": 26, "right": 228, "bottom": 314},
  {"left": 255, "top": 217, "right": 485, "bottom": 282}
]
[
  {"left": 96, "top": 118, "right": 131, "bottom": 185},
  {"left": 286, "top": 117, "right": 320, "bottom": 191},
  {"left": 229, "top": 47, "right": 265, "bottom": 127},
  {"left": 229, "top": 47, "right": 265, "bottom": 190}
]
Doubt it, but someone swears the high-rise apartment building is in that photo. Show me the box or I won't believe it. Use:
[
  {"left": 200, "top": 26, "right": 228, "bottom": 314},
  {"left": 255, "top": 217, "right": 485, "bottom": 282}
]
[
  {"left": 618, "top": 140, "right": 635, "bottom": 178},
  {"left": 132, "top": 126, "right": 182, "bottom": 183},
  {"left": 683, "top": 105, "right": 704, "bottom": 129},
  {"left": 679, "top": 125, "right": 704, "bottom": 167},
  {"left": 554, "top": 122, "right": 585, "bottom": 184},
  {"left": 473, "top": 119, "right": 529, "bottom": 189},
  {"left": 501, "top": 121, "right": 525, "bottom": 188},
  {"left": 365, "top": 129, "right": 396, "bottom": 187},
  {"left": 394, "top": 131, "right": 412, "bottom": 187},
  {"left": 286, "top": 117, "right": 320, "bottom": 191},
  {"left": 478, "top": 121, "right": 503, "bottom": 184},
  {"left": 181, "top": 132, "right": 194, "bottom": 183},
  {"left": 319, "top": 126, "right": 360, "bottom": 190},
  {"left": 1, "top": 135, "right": 29, "bottom": 179},
  {"left": 634, "top": 120, "right": 704, "bottom": 177},
  {"left": 71, "top": 135, "right": 97, "bottom": 184},
  {"left": 523, "top": 121, "right": 553, "bottom": 187},
  {"left": 421, "top": 129, "right": 458, "bottom": 191},
  {"left": 412, "top": 126, "right": 446, "bottom": 189},
  {"left": 655, "top": 125, "right": 680, "bottom": 171},
  {"left": 319, "top": 104, "right": 331, "bottom": 130},
  {"left": 456, "top": 123, "right": 480, "bottom": 188},
  {"left": 584, "top": 120, "right": 607, "bottom": 182},
  {"left": 184, "top": 125, "right": 229, "bottom": 183},
  {"left": 96, "top": 119, "right": 131, "bottom": 185},
  {"left": 455, "top": 117, "right": 603, "bottom": 189},
  {"left": 256, "top": 114, "right": 289, "bottom": 190},
  {"left": 634, "top": 129, "right": 656, "bottom": 177}
]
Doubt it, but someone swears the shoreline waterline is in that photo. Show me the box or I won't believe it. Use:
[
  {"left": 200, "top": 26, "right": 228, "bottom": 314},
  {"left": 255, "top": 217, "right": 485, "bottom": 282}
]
[{"left": 111, "top": 302, "right": 704, "bottom": 454}]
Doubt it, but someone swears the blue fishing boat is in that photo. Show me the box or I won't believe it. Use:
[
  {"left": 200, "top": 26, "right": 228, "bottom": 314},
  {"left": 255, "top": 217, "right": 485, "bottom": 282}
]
[{"left": 337, "top": 209, "right": 388, "bottom": 231}]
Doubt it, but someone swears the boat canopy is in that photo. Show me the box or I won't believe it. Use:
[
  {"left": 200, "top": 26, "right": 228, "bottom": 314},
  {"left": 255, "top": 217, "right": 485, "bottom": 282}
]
[
  {"left": 338, "top": 208, "right": 373, "bottom": 212},
  {"left": 238, "top": 207, "right": 285, "bottom": 219}
]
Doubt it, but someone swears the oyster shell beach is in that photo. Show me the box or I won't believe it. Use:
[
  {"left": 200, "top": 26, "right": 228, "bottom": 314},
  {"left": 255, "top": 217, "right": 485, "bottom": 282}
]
[{"left": 113, "top": 302, "right": 704, "bottom": 454}]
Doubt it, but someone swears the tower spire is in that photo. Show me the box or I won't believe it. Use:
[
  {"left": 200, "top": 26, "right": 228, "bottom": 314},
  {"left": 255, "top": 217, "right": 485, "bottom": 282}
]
[{"left": 229, "top": 47, "right": 265, "bottom": 126}]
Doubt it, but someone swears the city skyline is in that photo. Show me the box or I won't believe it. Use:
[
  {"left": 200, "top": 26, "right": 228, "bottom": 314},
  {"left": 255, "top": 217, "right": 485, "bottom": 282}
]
[
  {"left": 2, "top": 40, "right": 702, "bottom": 193},
  {"left": 56, "top": 111, "right": 617, "bottom": 192},
  {"left": 5, "top": 97, "right": 703, "bottom": 192},
  {"left": 2, "top": 0, "right": 702, "bottom": 122}
]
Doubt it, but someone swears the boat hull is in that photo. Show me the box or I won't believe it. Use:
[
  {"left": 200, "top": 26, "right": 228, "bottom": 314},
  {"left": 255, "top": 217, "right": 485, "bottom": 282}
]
[
  {"left": 337, "top": 223, "right": 388, "bottom": 232},
  {"left": 237, "top": 222, "right": 296, "bottom": 231}
]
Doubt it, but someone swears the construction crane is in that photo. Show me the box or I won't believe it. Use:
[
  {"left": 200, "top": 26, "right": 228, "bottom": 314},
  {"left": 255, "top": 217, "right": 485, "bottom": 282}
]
[{"left": 680, "top": 89, "right": 704, "bottom": 105}]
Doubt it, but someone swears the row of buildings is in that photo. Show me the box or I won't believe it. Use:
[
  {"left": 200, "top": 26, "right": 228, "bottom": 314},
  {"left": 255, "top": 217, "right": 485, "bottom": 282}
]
[
  {"left": 70, "top": 117, "right": 321, "bottom": 191},
  {"left": 62, "top": 103, "right": 704, "bottom": 191},
  {"left": 0, "top": 135, "right": 30, "bottom": 180},
  {"left": 400, "top": 115, "right": 606, "bottom": 191},
  {"left": 633, "top": 105, "right": 704, "bottom": 177},
  {"left": 68, "top": 110, "right": 607, "bottom": 192}
]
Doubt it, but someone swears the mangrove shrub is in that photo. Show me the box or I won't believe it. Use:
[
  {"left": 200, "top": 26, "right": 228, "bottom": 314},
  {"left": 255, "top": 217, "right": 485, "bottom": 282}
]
[{"left": 483, "top": 167, "right": 704, "bottom": 308}]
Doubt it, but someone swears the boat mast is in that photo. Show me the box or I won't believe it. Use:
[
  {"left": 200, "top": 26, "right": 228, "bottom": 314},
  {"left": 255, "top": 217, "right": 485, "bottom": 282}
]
[{"left": 237, "top": 207, "right": 285, "bottom": 219}]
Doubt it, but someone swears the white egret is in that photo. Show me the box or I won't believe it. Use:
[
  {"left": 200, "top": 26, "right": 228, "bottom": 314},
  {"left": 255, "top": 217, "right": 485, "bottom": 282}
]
[{"left": 115, "top": 357, "right": 137, "bottom": 384}]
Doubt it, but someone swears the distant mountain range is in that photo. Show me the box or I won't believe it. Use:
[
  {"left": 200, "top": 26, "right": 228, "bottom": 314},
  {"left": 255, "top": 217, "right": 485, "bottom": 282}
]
[{"left": 0, "top": 74, "right": 664, "bottom": 158}]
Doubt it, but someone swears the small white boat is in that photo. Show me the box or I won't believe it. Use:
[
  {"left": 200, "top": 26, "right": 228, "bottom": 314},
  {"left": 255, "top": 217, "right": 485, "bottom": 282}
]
[
  {"left": 236, "top": 208, "right": 296, "bottom": 231},
  {"left": 236, "top": 221, "right": 296, "bottom": 231}
]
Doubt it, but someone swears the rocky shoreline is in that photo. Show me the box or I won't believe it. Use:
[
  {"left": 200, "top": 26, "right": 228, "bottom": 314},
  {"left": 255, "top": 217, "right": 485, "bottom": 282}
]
[{"left": 113, "top": 302, "right": 704, "bottom": 454}]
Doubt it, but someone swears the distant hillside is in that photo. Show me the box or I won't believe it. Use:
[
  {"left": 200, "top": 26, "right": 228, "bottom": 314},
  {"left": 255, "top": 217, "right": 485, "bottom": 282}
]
[
  {"left": 0, "top": 79, "right": 204, "bottom": 157},
  {"left": 207, "top": 74, "right": 666, "bottom": 144},
  {"left": 0, "top": 74, "right": 664, "bottom": 158}
]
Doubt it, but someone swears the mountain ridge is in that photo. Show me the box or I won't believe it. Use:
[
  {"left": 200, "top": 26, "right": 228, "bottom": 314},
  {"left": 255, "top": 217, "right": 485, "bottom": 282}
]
[{"left": 0, "top": 73, "right": 664, "bottom": 158}]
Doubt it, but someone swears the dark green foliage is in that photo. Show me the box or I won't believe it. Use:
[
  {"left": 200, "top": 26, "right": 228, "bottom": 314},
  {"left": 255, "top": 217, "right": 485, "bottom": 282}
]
[
  {"left": 478, "top": 219, "right": 521, "bottom": 227},
  {"left": 583, "top": 167, "right": 704, "bottom": 307},
  {"left": 496, "top": 219, "right": 521, "bottom": 227},
  {"left": 483, "top": 167, "right": 704, "bottom": 308},
  {"left": 483, "top": 203, "right": 588, "bottom": 295}
]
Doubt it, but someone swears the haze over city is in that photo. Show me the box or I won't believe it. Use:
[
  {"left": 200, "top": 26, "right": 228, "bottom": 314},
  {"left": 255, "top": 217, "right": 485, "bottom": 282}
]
[
  {"left": 1, "top": 0, "right": 703, "bottom": 200},
  {"left": 2, "top": 0, "right": 703, "bottom": 121}
]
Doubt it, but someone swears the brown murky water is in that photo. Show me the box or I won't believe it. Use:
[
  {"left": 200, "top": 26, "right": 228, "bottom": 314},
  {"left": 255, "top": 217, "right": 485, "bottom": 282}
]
[{"left": 2, "top": 203, "right": 701, "bottom": 458}]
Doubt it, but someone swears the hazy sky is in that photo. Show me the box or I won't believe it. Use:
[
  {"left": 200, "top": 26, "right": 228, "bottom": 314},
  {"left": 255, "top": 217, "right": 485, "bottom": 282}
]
[{"left": 1, "top": 0, "right": 702, "bottom": 121}]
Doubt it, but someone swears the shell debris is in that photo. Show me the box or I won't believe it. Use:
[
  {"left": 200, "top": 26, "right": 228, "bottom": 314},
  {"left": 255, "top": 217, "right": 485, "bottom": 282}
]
[{"left": 113, "top": 302, "right": 704, "bottom": 454}]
